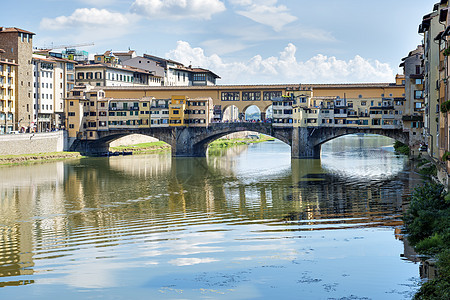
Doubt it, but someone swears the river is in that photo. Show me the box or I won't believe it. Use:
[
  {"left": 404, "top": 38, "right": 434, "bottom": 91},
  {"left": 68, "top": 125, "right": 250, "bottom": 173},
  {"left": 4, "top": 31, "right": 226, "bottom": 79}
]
[{"left": 0, "top": 135, "right": 423, "bottom": 299}]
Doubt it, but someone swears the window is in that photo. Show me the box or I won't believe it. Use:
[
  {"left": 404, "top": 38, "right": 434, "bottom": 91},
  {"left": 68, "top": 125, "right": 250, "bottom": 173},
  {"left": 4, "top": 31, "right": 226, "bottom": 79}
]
[
  {"left": 77, "top": 72, "right": 84, "bottom": 80},
  {"left": 221, "top": 92, "right": 240, "bottom": 101},
  {"left": 86, "top": 72, "right": 93, "bottom": 79},
  {"left": 415, "top": 79, "right": 423, "bottom": 85},
  {"left": 95, "top": 72, "right": 102, "bottom": 79},
  {"left": 414, "top": 90, "right": 423, "bottom": 99},
  {"left": 263, "top": 91, "right": 282, "bottom": 101},
  {"left": 70, "top": 101, "right": 74, "bottom": 106},
  {"left": 193, "top": 73, "right": 206, "bottom": 81},
  {"left": 173, "top": 110, "right": 179, "bottom": 114},
  {"left": 69, "top": 124, "right": 74, "bottom": 129},
  {"left": 242, "top": 92, "right": 261, "bottom": 101},
  {"left": 415, "top": 102, "right": 422, "bottom": 109},
  {"left": 68, "top": 112, "right": 75, "bottom": 116}
]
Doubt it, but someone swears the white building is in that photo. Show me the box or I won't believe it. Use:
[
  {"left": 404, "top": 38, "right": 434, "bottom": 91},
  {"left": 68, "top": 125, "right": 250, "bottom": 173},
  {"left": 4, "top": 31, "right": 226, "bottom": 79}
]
[{"left": 32, "top": 54, "right": 55, "bottom": 131}]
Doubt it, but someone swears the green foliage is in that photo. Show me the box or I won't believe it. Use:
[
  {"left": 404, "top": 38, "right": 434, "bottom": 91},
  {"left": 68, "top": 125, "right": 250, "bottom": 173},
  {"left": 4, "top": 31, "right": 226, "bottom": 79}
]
[
  {"left": 393, "top": 141, "right": 410, "bottom": 156},
  {"left": 403, "top": 182, "right": 447, "bottom": 246},
  {"left": 419, "top": 164, "right": 438, "bottom": 177},
  {"left": 404, "top": 183, "right": 450, "bottom": 299},
  {"left": 414, "top": 249, "right": 450, "bottom": 300},
  {"left": 441, "top": 101, "right": 450, "bottom": 113},
  {"left": 444, "top": 47, "right": 450, "bottom": 56},
  {"left": 443, "top": 152, "right": 450, "bottom": 162}
]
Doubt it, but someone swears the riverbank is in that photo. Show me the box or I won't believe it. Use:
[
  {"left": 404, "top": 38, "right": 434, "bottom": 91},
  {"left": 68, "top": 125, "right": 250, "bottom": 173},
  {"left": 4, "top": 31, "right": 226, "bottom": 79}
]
[
  {"left": 0, "top": 136, "right": 275, "bottom": 166},
  {"left": 0, "top": 152, "right": 82, "bottom": 166},
  {"left": 403, "top": 182, "right": 450, "bottom": 300},
  {"left": 109, "top": 135, "right": 276, "bottom": 154},
  {"left": 208, "top": 135, "right": 275, "bottom": 148},
  {"left": 110, "top": 141, "right": 171, "bottom": 154}
]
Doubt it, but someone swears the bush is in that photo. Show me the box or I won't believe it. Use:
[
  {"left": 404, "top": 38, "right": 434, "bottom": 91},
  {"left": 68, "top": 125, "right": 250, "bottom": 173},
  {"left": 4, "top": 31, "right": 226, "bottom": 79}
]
[
  {"left": 441, "top": 101, "right": 450, "bottom": 113},
  {"left": 394, "top": 141, "right": 410, "bottom": 156},
  {"left": 404, "top": 183, "right": 450, "bottom": 299}
]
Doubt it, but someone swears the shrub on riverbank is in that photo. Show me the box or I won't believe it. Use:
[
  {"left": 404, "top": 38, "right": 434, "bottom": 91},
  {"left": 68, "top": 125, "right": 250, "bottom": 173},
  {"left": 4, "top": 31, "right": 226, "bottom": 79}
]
[
  {"left": 208, "top": 135, "right": 274, "bottom": 149},
  {"left": 110, "top": 141, "right": 170, "bottom": 154},
  {"left": 394, "top": 141, "right": 410, "bottom": 156},
  {"left": 403, "top": 182, "right": 450, "bottom": 299},
  {"left": 0, "top": 152, "right": 82, "bottom": 166}
]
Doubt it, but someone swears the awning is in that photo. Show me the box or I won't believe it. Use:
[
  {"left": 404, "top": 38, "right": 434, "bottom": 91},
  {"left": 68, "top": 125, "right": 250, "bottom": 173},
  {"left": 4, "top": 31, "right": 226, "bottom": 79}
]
[
  {"left": 440, "top": 7, "right": 448, "bottom": 23},
  {"left": 435, "top": 30, "right": 444, "bottom": 41}
]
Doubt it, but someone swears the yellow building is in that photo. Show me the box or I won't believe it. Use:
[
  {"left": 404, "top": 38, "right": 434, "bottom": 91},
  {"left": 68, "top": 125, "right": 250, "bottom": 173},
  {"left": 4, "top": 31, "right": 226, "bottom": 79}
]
[
  {"left": 0, "top": 55, "right": 17, "bottom": 133},
  {"left": 169, "top": 95, "right": 187, "bottom": 126},
  {"left": 185, "top": 97, "right": 214, "bottom": 127}
]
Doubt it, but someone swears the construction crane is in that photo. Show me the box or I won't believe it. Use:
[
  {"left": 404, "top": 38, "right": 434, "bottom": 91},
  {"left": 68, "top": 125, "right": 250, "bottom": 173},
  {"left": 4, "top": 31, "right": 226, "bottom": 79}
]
[{"left": 42, "top": 42, "right": 94, "bottom": 50}]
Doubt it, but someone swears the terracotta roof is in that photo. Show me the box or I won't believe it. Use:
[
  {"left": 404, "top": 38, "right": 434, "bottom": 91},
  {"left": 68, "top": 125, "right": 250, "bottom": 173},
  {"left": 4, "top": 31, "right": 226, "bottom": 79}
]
[
  {"left": 0, "top": 27, "right": 35, "bottom": 35},
  {"left": 32, "top": 55, "right": 57, "bottom": 64},
  {"left": 77, "top": 63, "right": 158, "bottom": 76},
  {"left": 0, "top": 58, "right": 18, "bottom": 66}
]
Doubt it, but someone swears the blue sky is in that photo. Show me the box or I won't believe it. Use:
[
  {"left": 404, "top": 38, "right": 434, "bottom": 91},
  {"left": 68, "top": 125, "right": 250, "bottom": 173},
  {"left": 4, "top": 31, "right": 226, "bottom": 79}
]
[{"left": 2, "top": 0, "right": 436, "bottom": 84}]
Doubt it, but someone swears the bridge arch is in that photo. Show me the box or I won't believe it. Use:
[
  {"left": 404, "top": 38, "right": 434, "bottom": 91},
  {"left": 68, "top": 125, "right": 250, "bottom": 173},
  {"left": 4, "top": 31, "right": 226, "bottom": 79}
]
[
  {"left": 243, "top": 105, "right": 261, "bottom": 121},
  {"left": 177, "top": 123, "right": 292, "bottom": 157},
  {"left": 222, "top": 104, "right": 240, "bottom": 122},
  {"left": 309, "top": 127, "right": 409, "bottom": 147}
]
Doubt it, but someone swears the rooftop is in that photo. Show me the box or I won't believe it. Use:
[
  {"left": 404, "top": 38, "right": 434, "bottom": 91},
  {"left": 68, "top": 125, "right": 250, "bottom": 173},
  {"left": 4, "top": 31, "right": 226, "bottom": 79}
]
[{"left": 0, "top": 27, "right": 35, "bottom": 35}]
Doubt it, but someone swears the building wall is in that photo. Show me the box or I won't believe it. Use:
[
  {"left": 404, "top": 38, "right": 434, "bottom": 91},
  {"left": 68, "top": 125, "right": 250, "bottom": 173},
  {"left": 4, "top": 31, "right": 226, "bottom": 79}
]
[
  {"left": 0, "top": 30, "right": 34, "bottom": 129},
  {"left": 0, "top": 60, "right": 16, "bottom": 133},
  {"left": 0, "top": 131, "right": 67, "bottom": 155},
  {"left": 103, "top": 84, "right": 406, "bottom": 117},
  {"left": 424, "top": 12, "right": 441, "bottom": 159}
]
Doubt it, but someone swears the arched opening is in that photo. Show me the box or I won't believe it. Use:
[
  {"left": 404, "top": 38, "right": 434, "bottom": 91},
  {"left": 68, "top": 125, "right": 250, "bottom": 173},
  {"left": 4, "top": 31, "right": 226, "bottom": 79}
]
[
  {"left": 107, "top": 134, "right": 171, "bottom": 154},
  {"left": 244, "top": 105, "right": 261, "bottom": 122},
  {"left": 222, "top": 105, "right": 240, "bottom": 122},
  {"left": 320, "top": 133, "right": 406, "bottom": 179},
  {"left": 264, "top": 105, "right": 273, "bottom": 122}
]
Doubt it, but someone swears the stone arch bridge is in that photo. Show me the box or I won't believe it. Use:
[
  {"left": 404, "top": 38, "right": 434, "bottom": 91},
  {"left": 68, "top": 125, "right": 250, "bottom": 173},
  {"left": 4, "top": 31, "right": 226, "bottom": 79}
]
[{"left": 70, "top": 123, "right": 409, "bottom": 159}]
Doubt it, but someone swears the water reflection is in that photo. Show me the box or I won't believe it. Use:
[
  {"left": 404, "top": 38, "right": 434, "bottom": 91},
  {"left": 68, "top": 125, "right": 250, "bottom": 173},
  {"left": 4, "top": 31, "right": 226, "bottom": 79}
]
[{"left": 0, "top": 135, "right": 422, "bottom": 299}]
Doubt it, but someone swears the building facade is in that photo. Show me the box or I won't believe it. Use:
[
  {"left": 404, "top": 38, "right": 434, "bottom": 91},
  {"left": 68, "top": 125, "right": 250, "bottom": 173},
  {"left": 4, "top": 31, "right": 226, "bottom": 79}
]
[
  {"left": 0, "top": 53, "right": 17, "bottom": 133},
  {"left": 0, "top": 27, "right": 35, "bottom": 130}
]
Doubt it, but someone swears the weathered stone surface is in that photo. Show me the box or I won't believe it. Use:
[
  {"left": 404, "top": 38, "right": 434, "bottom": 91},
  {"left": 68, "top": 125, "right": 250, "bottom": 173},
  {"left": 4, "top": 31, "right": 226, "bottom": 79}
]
[
  {"left": 70, "top": 124, "right": 410, "bottom": 159},
  {"left": 0, "top": 131, "right": 67, "bottom": 155}
]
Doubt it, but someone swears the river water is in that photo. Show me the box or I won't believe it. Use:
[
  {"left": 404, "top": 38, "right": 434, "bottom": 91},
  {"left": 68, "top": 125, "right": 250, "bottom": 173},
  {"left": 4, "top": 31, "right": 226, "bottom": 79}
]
[{"left": 0, "top": 135, "right": 423, "bottom": 299}]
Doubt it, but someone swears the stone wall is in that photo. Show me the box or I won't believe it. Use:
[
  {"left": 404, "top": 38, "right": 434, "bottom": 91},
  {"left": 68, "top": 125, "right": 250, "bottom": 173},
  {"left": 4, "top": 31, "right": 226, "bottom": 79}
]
[{"left": 0, "top": 131, "right": 67, "bottom": 155}]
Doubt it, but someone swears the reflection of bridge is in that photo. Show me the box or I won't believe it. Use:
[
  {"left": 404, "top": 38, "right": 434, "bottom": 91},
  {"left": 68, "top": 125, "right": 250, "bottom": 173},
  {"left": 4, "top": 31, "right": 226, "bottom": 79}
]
[{"left": 71, "top": 123, "right": 409, "bottom": 158}]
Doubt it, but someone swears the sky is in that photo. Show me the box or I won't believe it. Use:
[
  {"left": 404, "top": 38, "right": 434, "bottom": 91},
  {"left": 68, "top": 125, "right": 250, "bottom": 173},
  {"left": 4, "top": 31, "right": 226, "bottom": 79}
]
[{"left": 1, "top": 0, "right": 439, "bottom": 84}]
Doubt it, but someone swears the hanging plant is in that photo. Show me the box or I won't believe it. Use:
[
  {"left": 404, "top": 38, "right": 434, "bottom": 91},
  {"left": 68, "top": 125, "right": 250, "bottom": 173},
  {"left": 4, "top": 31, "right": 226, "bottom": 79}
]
[
  {"left": 444, "top": 47, "right": 450, "bottom": 56},
  {"left": 441, "top": 100, "right": 450, "bottom": 113}
]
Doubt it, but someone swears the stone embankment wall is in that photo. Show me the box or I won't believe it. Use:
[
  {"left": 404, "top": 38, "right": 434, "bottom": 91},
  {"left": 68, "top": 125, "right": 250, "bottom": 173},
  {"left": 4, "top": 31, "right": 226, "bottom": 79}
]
[{"left": 0, "top": 131, "right": 68, "bottom": 155}]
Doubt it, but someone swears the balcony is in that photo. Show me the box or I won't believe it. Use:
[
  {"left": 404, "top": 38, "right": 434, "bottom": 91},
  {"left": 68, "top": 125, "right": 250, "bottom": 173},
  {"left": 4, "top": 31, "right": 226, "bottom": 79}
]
[{"left": 402, "top": 115, "right": 423, "bottom": 122}]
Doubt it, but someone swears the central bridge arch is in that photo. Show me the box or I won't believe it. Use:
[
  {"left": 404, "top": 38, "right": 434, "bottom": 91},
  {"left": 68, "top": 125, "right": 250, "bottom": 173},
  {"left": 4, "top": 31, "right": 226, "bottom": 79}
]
[{"left": 174, "top": 123, "right": 292, "bottom": 157}]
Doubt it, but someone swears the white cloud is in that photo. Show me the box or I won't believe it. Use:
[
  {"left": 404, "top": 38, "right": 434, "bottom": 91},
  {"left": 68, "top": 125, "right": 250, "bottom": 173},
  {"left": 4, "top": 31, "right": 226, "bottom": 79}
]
[
  {"left": 230, "top": 0, "right": 297, "bottom": 31},
  {"left": 130, "top": 0, "right": 226, "bottom": 20},
  {"left": 41, "top": 8, "right": 133, "bottom": 30},
  {"left": 78, "top": 0, "right": 115, "bottom": 5},
  {"left": 166, "top": 41, "right": 395, "bottom": 84}
]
